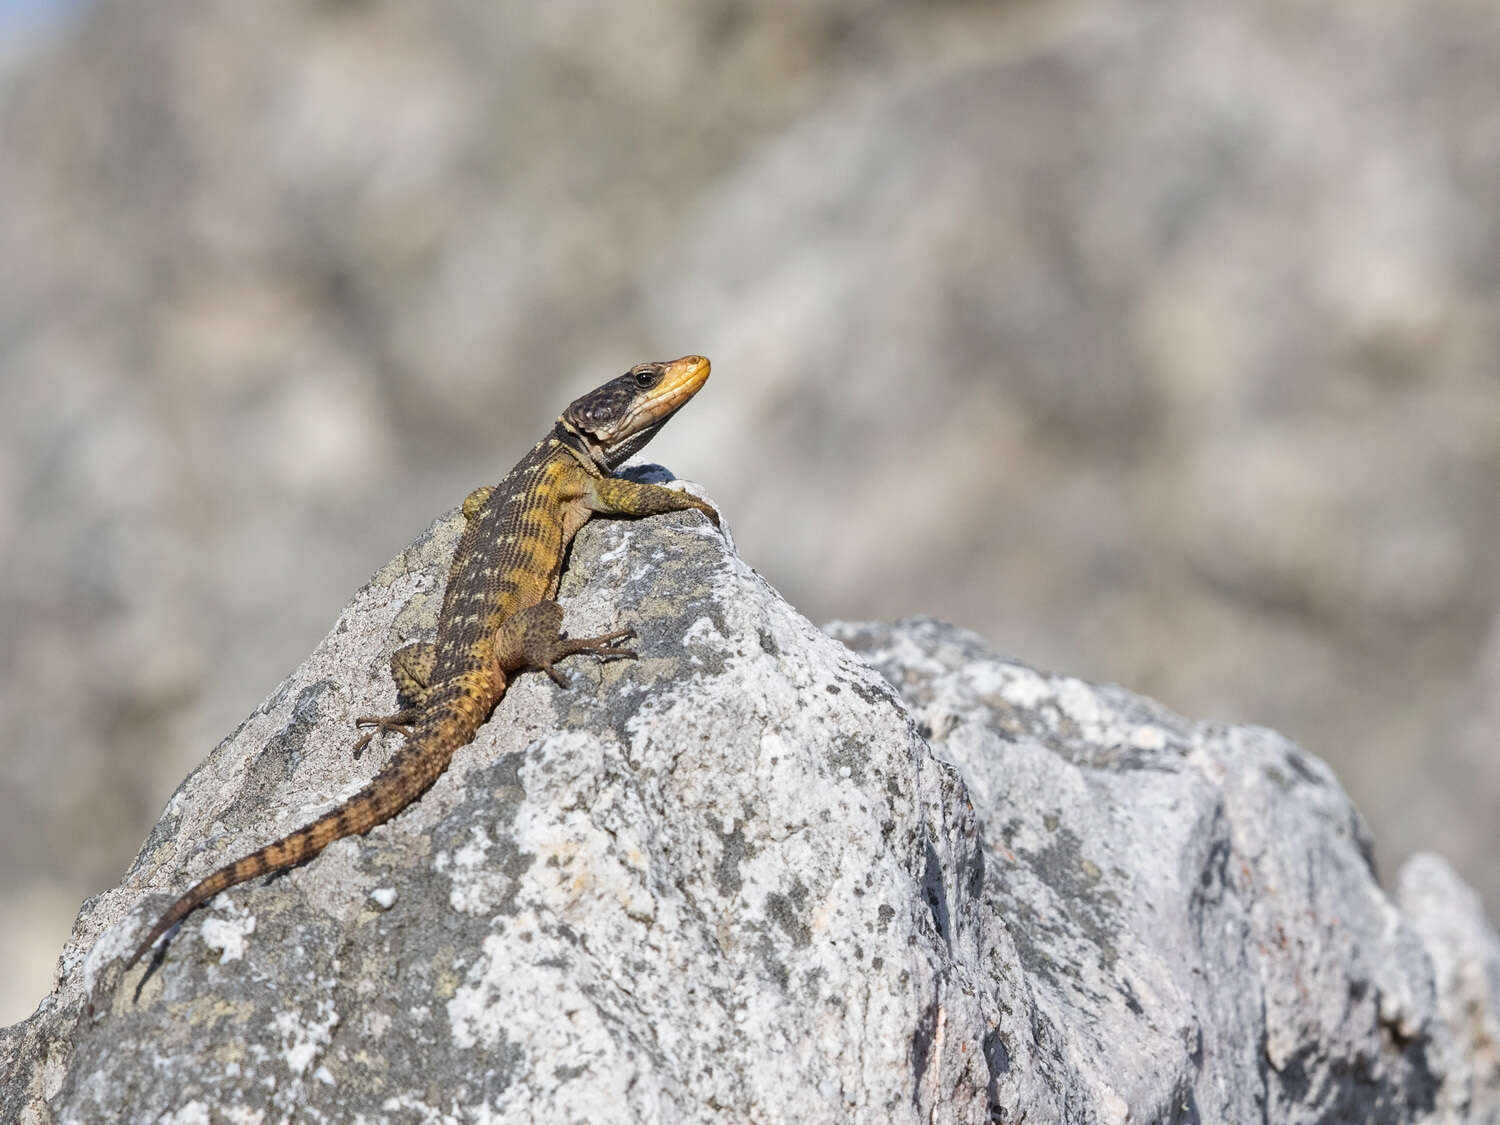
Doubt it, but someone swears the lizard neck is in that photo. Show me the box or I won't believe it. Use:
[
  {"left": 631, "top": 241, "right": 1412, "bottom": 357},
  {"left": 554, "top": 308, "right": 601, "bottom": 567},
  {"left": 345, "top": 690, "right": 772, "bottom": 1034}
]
[{"left": 551, "top": 420, "right": 607, "bottom": 477}]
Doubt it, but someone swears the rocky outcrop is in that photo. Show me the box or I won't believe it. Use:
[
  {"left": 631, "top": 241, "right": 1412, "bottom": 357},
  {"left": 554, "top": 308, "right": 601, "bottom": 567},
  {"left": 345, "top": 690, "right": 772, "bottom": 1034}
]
[
  {"left": 2, "top": 488, "right": 1497, "bottom": 1123},
  {"left": 834, "top": 619, "right": 1500, "bottom": 1123},
  {"left": 5, "top": 0, "right": 1500, "bottom": 1030}
]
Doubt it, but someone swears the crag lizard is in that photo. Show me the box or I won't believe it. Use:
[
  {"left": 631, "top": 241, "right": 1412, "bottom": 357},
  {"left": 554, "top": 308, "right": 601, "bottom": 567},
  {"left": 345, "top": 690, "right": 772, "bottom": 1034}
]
[{"left": 124, "top": 355, "right": 719, "bottom": 970}]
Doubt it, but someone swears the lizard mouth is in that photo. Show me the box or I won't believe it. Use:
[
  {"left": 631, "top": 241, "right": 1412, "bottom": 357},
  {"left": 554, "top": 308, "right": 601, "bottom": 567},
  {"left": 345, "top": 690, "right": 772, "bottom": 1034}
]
[
  {"left": 585, "top": 355, "right": 710, "bottom": 447},
  {"left": 619, "top": 355, "right": 710, "bottom": 435},
  {"left": 563, "top": 354, "right": 710, "bottom": 466}
]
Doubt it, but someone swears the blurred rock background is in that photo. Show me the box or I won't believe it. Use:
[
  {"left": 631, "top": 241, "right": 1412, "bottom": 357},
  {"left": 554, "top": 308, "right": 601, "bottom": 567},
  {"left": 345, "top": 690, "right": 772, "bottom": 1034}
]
[{"left": 1, "top": 0, "right": 1496, "bottom": 1025}]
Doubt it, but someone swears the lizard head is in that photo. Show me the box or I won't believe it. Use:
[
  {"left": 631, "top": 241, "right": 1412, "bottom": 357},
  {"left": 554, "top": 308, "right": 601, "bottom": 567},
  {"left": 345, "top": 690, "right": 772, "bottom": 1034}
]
[{"left": 559, "top": 355, "right": 711, "bottom": 470}]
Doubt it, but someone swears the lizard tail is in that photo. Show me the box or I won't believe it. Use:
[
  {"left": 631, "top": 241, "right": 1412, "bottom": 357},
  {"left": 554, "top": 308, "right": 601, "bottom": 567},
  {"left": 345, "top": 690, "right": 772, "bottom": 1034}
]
[{"left": 123, "top": 711, "right": 472, "bottom": 970}]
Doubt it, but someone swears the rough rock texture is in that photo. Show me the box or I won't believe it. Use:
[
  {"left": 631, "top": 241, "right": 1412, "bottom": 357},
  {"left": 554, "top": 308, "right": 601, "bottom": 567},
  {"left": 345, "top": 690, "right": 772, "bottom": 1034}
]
[
  {"left": 4, "top": 0, "right": 1500, "bottom": 1026},
  {"left": 834, "top": 619, "right": 1500, "bottom": 1123},
  {"left": 3, "top": 487, "right": 1499, "bottom": 1123}
]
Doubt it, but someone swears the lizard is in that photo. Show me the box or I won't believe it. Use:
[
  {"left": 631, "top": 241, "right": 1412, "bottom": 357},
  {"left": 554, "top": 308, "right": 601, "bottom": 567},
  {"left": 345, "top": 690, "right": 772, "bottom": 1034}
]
[{"left": 123, "top": 355, "right": 719, "bottom": 971}]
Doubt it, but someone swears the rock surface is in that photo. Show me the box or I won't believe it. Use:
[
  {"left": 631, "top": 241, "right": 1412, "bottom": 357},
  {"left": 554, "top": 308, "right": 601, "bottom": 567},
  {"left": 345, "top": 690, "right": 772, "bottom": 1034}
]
[
  {"left": 835, "top": 619, "right": 1500, "bottom": 1123},
  {"left": 3, "top": 486, "right": 1499, "bottom": 1123},
  {"left": 4, "top": 0, "right": 1500, "bottom": 1028}
]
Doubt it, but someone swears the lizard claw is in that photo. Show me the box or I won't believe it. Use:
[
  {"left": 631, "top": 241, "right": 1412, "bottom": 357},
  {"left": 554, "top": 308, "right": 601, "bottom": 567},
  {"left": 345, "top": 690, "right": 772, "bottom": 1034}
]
[{"left": 350, "top": 713, "right": 415, "bottom": 758}]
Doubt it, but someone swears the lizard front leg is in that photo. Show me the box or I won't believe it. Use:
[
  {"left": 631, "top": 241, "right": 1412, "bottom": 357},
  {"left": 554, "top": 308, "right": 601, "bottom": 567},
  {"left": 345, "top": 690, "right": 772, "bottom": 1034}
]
[
  {"left": 352, "top": 641, "right": 437, "bottom": 757},
  {"left": 586, "top": 476, "right": 720, "bottom": 526}
]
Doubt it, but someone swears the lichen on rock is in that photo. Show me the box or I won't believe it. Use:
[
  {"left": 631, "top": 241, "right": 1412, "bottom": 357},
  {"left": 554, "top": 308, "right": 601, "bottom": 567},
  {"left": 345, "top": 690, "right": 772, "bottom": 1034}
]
[{"left": 2, "top": 483, "right": 1497, "bottom": 1124}]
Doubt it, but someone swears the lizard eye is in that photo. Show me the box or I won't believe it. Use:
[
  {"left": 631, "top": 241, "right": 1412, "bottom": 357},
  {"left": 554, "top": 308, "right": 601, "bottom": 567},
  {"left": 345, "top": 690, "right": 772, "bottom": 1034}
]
[{"left": 632, "top": 368, "right": 657, "bottom": 388}]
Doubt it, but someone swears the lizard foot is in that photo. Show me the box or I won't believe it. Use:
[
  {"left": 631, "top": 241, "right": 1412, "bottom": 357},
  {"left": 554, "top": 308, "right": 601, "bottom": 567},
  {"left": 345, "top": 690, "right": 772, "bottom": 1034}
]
[
  {"left": 540, "top": 627, "right": 638, "bottom": 688},
  {"left": 350, "top": 708, "right": 418, "bottom": 758}
]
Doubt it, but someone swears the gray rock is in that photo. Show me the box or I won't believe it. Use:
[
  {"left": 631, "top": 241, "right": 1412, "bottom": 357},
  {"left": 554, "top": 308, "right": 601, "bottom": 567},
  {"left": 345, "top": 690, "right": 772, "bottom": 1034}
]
[
  {"left": 834, "top": 618, "right": 1500, "bottom": 1123},
  {"left": 6, "top": 0, "right": 1500, "bottom": 1029},
  {"left": 3, "top": 490, "right": 1498, "bottom": 1123},
  {"left": 1398, "top": 854, "right": 1500, "bottom": 1122},
  {"left": 0, "top": 486, "right": 989, "bottom": 1124}
]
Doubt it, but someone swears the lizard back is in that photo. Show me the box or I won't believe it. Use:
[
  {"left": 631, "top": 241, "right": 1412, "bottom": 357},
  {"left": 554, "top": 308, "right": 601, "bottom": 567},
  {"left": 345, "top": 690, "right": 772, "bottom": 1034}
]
[{"left": 433, "top": 440, "right": 585, "bottom": 678}]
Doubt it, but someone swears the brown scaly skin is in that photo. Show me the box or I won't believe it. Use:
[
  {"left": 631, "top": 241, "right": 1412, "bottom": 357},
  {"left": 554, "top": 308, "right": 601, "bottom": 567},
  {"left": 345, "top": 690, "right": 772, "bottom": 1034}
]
[{"left": 124, "top": 356, "right": 718, "bottom": 971}]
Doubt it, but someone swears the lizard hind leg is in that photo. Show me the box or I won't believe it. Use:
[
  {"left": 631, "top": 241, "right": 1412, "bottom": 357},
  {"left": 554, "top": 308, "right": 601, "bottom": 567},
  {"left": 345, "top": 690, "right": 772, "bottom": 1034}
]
[
  {"left": 389, "top": 641, "right": 438, "bottom": 703},
  {"left": 352, "top": 642, "right": 437, "bottom": 758},
  {"left": 492, "top": 601, "right": 637, "bottom": 688}
]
